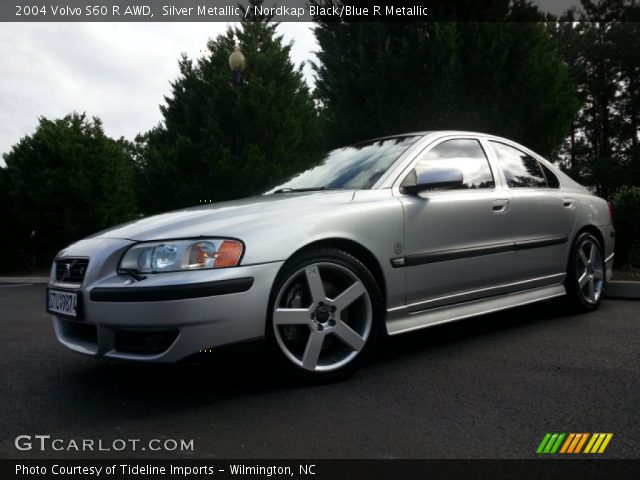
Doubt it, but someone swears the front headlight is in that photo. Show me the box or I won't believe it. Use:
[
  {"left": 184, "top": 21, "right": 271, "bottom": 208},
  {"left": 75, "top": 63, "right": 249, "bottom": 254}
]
[{"left": 119, "top": 239, "right": 243, "bottom": 273}]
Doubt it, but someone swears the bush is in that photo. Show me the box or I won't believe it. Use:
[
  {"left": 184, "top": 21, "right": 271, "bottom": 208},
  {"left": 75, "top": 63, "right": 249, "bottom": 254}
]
[{"left": 612, "top": 186, "right": 640, "bottom": 268}]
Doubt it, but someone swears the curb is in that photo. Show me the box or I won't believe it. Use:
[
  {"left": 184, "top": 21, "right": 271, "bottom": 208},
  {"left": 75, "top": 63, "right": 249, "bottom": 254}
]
[
  {"left": 606, "top": 280, "right": 640, "bottom": 300},
  {"left": 0, "top": 277, "right": 49, "bottom": 284}
]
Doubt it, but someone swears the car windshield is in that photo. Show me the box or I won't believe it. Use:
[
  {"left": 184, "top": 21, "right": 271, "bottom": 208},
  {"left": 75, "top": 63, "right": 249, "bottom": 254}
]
[{"left": 267, "top": 135, "right": 422, "bottom": 193}]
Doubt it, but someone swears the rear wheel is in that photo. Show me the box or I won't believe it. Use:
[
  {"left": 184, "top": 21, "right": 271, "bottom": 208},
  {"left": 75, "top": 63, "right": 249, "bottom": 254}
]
[
  {"left": 566, "top": 232, "right": 605, "bottom": 312},
  {"left": 267, "top": 248, "right": 383, "bottom": 382}
]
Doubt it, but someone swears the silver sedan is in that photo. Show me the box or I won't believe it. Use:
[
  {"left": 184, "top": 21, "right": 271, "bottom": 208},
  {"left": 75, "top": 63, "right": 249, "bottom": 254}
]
[{"left": 47, "top": 131, "right": 615, "bottom": 381}]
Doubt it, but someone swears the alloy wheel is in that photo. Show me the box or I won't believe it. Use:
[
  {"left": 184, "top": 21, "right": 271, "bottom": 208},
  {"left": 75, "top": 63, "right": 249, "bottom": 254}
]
[
  {"left": 272, "top": 262, "right": 373, "bottom": 372},
  {"left": 575, "top": 237, "right": 604, "bottom": 305}
]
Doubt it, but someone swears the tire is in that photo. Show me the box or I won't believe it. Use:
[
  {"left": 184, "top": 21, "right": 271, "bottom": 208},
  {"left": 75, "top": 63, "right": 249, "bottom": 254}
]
[
  {"left": 266, "top": 248, "right": 384, "bottom": 382},
  {"left": 565, "top": 232, "right": 605, "bottom": 312}
]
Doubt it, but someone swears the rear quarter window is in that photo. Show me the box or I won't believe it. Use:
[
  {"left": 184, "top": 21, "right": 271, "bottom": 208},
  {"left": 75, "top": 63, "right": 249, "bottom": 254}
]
[
  {"left": 539, "top": 162, "right": 561, "bottom": 188},
  {"left": 490, "top": 141, "right": 547, "bottom": 188}
]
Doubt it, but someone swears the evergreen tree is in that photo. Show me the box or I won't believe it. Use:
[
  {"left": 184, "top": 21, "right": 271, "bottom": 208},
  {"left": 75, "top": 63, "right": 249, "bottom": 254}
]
[
  {"left": 553, "top": 1, "right": 640, "bottom": 197},
  {"left": 139, "top": 19, "right": 318, "bottom": 214},
  {"left": 0, "top": 166, "right": 23, "bottom": 271},
  {"left": 312, "top": 1, "right": 578, "bottom": 157},
  {"left": 1, "top": 113, "right": 138, "bottom": 269},
  {"left": 616, "top": 22, "right": 640, "bottom": 187}
]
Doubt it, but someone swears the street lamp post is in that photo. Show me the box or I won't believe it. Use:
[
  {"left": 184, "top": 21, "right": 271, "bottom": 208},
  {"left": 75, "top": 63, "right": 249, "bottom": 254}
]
[{"left": 228, "top": 45, "right": 246, "bottom": 158}]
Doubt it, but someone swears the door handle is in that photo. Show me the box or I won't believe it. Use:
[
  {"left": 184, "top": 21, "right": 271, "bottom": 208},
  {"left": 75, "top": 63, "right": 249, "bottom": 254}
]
[
  {"left": 563, "top": 198, "right": 574, "bottom": 208},
  {"left": 492, "top": 199, "right": 510, "bottom": 213}
]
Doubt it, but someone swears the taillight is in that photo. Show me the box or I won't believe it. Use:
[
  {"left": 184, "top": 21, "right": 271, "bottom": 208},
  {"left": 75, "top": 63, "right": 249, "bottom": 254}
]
[{"left": 608, "top": 202, "right": 614, "bottom": 223}]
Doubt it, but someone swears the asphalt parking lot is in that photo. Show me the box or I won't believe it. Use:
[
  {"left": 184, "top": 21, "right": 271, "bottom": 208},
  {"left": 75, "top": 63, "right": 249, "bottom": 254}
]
[{"left": 0, "top": 284, "right": 637, "bottom": 459}]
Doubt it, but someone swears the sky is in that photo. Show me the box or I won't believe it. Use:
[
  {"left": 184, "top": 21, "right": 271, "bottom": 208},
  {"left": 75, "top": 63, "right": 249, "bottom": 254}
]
[
  {"left": 536, "top": 0, "right": 578, "bottom": 16},
  {"left": 0, "top": 22, "right": 317, "bottom": 163},
  {"left": 0, "top": 2, "right": 579, "bottom": 163}
]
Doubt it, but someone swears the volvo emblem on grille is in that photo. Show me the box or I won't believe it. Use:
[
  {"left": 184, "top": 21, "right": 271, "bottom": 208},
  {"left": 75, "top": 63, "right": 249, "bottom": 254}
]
[{"left": 62, "top": 260, "right": 76, "bottom": 280}]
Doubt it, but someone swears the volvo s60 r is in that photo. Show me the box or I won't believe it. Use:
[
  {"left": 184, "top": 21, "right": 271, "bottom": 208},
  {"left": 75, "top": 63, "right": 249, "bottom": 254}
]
[{"left": 47, "top": 131, "right": 614, "bottom": 380}]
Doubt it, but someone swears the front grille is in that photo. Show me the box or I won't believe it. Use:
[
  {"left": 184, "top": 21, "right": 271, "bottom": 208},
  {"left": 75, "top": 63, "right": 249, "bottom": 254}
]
[
  {"left": 55, "top": 258, "right": 89, "bottom": 283},
  {"left": 114, "top": 329, "right": 179, "bottom": 355}
]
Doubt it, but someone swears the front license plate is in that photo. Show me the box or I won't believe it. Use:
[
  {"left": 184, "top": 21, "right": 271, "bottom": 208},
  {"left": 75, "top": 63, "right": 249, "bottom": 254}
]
[{"left": 47, "top": 288, "right": 80, "bottom": 319}]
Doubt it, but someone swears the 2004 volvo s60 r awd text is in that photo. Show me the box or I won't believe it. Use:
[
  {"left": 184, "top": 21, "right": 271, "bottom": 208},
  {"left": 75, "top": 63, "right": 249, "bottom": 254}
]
[{"left": 47, "top": 131, "right": 614, "bottom": 381}]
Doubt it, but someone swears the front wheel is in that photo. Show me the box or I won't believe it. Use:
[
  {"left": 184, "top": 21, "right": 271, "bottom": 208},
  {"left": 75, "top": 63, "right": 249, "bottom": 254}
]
[
  {"left": 266, "top": 248, "right": 383, "bottom": 382},
  {"left": 565, "top": 232, "right": 605, "bottom": 312}
]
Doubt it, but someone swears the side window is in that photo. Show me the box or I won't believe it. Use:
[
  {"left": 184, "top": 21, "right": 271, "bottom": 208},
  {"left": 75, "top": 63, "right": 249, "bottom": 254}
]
[
  {"left": 409, "top": 139, "right": 495, "bottom": 190},
  {"left": 490, "top": 141, "right": 547, "bottom": 188},
  {"left": 539, "top": 162, "right": 560, "bottom": 188}
]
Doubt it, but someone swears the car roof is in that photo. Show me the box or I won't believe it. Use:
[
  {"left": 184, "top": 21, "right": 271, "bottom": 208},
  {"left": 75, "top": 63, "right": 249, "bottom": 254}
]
[{"left": 359, "top": 130, "right": 509, "bottom": 144}]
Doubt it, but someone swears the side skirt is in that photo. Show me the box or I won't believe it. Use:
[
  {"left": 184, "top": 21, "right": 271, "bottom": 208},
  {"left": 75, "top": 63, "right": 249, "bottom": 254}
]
[{"left": 385, "top": 284, "right": 566, "bottom": 336}]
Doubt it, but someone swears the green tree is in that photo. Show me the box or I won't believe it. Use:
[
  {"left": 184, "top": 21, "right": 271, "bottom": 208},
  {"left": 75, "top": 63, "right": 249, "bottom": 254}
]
[
  {"left": 1, "top": 113, "right": 138, "bottom": 270},
  {"left": 616, "top": 22, "right": 640, "bottom": 188},
  {"left": 139, "top": 19, "right": 319, "bottom": 214},
  {"left": 313, "top": 1, "right": 578, "bottom": 157},
  {"left": 0, "top": 166, "right": 24, "bottom": 271},
  {"left": 553, "top": 1, "right": 640, "bottom": 197},
  {"left": 554, "top": 20, "right": 623, "bottom": 198}
]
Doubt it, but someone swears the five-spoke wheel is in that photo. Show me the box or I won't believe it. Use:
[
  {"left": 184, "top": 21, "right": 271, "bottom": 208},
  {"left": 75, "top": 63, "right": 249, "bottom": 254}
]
[
  {"left": 566, "top": 232, "right": 605, "bottom": 311},
  {"left": 268, "top": 249, "right": 382, "bottom": 380}
]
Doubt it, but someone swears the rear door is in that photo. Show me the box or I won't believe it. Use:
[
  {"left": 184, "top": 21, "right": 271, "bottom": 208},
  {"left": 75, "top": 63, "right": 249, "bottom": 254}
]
[
  {"left": 487, "top": 140, "right": 576, "bottom": 284},
  {"left": 397, "top": 137, "right": 514, "bottom": 309}
]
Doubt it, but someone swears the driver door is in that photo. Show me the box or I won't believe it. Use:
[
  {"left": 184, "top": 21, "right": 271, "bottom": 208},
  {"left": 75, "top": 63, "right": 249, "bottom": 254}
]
[{"left": 398, "top": 137, "right": 514, "bottom": 310}]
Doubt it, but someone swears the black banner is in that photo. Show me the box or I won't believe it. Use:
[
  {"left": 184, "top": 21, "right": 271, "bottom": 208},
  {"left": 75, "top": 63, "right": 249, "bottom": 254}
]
[
  {"left": 4, "top": 459, "right": 640, "bottom": 480},
  {"left": 4, "top": 0, "right": 633, "bottom": 23}
]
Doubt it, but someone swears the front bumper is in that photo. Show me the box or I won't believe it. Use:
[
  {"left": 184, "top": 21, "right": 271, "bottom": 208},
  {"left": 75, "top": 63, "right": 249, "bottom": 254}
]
[{"left": 49, "top": 238, "right": 283, "bottom": 362}]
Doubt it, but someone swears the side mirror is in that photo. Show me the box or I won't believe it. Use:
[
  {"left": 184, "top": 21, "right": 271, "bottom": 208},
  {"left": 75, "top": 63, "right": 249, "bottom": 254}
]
[{"left": 401, "top": 167, "right": 464, "bottom": 194}]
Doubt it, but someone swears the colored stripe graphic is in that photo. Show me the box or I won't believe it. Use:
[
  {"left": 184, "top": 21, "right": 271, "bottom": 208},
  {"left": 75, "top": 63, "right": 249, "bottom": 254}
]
[
  {"left": 543, "top": 433, "right": 559, "bottom": 453},
  {"left": 550, "top": 433, "right": 565, "bottom": 453},
  {"left": 597, "top": 433, "right": 614, "bottom": 453},
  {"left": 573, "top": 433, "right": 589, "bottom": 454},
  {"left": 536, "top": 433, "right": 565, "bottom": 454},
  {"left": 559, "top": 433, "right": 575, "bottom": 453},
  {"left": 536, "top": 434, "right": 551, "bottom": 453},
  {"left": 584, "top": 434, "right": 599, "bottom": 453},
  {"left": 536, "top": 434, "right": 551, "bottom": 454},
  {"left": 537, "top": 433, "right": 613, "bottom": 454},
  {"left": 584, "top": 433, "right": 614, "bottom": 454},
  {"left": 567, "top": 433, "right": 581, "bottom": 453}
]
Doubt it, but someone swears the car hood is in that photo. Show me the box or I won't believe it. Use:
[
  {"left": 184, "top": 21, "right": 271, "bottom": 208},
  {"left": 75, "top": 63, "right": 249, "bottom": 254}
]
[{"left": 90, "top": 191, "right": 357, "bottom": 241}]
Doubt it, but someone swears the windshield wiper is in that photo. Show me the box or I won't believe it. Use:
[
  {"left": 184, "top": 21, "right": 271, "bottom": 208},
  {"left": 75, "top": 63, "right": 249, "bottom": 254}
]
[{"left": 271, "top": 187, "right": 343, "bottom": 194}]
